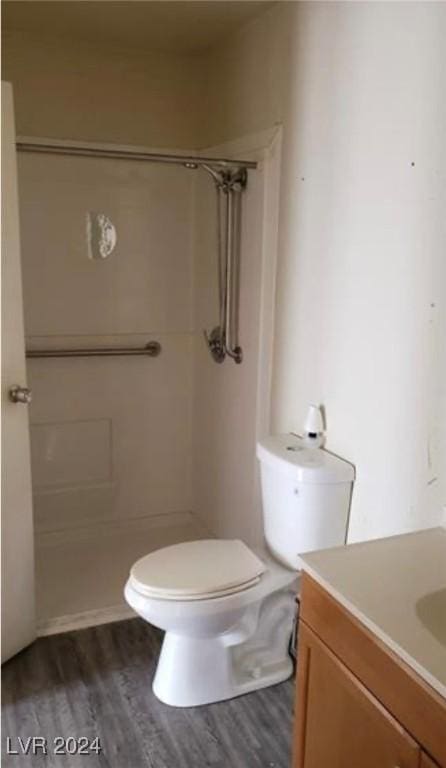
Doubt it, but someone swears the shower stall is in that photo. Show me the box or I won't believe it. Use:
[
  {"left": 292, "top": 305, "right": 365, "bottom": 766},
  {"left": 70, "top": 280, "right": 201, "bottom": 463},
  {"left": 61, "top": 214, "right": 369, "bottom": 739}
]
[{"left": 17, "top": 130, "right": 281, "bottom": 635}]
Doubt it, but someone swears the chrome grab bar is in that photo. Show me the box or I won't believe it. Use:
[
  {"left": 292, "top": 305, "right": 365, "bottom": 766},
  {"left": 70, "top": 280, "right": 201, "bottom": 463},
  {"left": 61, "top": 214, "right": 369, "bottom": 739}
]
[
  {"left": 225, "top": 177, "right": 243, "bottom": 364},
  {"left": 26, "top": 341, "right": 161, "bottom": 358},
  {"left": 204, "top": 167, "right": 246, "bottom": 365}
]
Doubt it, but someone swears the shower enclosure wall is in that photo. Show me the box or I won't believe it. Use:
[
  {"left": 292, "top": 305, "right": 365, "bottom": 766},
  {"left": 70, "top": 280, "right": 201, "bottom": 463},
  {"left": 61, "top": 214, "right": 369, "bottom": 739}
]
[{"left": 18, "top": 130, "right": 281, "bottom": 633}]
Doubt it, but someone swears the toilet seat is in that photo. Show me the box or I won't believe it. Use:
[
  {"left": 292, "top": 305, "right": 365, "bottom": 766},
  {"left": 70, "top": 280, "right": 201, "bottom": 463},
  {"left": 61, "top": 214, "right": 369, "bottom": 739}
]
[{"left": 129, "top": 539, "right": 267, "bottom": 600}]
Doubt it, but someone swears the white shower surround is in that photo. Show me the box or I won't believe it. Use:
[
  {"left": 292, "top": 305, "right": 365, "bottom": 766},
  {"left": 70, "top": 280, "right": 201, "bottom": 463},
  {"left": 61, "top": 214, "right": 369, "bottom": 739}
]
[
  {"left": 18, "top": 130, "right": 281, "bottom": 630},
  {"left": 21, "top": 143, "right": 195, "bottom": 539}
]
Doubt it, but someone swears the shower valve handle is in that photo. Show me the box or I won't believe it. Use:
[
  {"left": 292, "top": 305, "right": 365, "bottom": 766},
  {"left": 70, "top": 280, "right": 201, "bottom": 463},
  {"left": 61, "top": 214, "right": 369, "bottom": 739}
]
[
  {"left": 9, "top": 385, "right": 33, "bottom": 404},
  {"left": 203, "top": 327, "right": 226, "bottom": 364}
]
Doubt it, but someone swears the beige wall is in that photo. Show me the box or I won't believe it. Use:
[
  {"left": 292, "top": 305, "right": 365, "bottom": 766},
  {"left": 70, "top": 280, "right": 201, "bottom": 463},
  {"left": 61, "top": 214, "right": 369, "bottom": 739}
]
[
  {"left": 205, "top": 1, "right": 446, "bottom": 543},
  {"left": 2, "top": 32, "right": 205, "bottom": 148},
  {"left": 1, "top": 4, "right": 287, "bottom": 151},
  {"left": 203, "top": 3, "right": 290, "bottom": 147},
  {"left": 272, "top": 2, "right": 446, "bottom": 541}
]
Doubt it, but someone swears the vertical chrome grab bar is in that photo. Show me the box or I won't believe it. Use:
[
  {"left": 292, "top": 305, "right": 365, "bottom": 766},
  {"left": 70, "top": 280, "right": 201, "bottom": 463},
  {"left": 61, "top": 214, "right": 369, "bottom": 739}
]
[
  {"left": 225, "top": 183, "right": 243, "bottom": 364},
  {"left": 203, "top": 171, "right": 226, "bottom": 363},
  {"left": 203, "top": 166, "right": 246, "bottom": 365},
  {"left": 224, "top": 186, "right": 232, "bottom": 354},
  {"left": 216, "top": 184, "right": 226, "bottom": 334}
]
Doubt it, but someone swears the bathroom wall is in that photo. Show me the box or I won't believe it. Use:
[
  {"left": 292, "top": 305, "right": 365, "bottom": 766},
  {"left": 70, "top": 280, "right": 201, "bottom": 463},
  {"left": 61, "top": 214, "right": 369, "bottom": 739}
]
[
  {"left": 1, "top": 31, "right": 205, "bottom": 148},
  {"left": 20, "top": 151, "right": 195, "bottom": 534},
  {"left": 8, "top": 0, "right": 445, "bottom": 549},
  {"left": 272, "top": 2, "right": 446, "bottom": 541},
  {"left": 208, "top": 1, "right": 445, "bottom": 543},
  {"left": 203, "top": 3, "right": 291, "bottom": 148}
]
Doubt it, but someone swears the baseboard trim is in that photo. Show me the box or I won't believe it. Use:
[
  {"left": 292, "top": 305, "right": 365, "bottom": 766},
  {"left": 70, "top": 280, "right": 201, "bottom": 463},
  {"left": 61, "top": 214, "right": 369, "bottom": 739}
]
[{"left": 37, "top": 604, "right": 135, "bottom": 637}]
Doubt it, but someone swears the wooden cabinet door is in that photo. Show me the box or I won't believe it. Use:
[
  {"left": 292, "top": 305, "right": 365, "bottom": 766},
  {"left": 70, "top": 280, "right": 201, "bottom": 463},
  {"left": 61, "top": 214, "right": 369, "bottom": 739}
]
[
  {"left": 293, "top": 623, "right": 421, "bottom": 768},
  {"left": 421, "top": 754, "right": 441, "bottom": 768}
]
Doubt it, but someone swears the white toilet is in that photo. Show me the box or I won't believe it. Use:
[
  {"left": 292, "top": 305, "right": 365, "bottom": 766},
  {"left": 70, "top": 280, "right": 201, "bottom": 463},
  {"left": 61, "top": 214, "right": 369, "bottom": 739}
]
[{"left": 125, "top": 432, "right": 354, "bottom": 707}]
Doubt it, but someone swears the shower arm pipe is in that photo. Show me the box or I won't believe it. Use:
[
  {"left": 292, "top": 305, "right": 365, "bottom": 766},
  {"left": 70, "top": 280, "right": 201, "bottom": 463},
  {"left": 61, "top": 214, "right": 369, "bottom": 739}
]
[{"left": 16, "top": 140, "right": 257, "bottom": 171}]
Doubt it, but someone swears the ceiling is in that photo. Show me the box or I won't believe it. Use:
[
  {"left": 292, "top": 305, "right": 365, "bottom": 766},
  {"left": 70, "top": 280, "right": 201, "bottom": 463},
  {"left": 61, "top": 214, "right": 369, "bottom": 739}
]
[{"left": 2, "top": 1, "right": 274, "bottom": 54}]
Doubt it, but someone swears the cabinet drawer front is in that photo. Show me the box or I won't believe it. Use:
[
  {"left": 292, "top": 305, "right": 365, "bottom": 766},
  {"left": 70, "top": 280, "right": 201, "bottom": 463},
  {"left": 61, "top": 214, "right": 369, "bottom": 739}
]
[
  {"left": 300, "top": 574, "right": 446, "bottom": 766},
  {"left": 294, "top": 624, "right": 420, "bottom": 768}
]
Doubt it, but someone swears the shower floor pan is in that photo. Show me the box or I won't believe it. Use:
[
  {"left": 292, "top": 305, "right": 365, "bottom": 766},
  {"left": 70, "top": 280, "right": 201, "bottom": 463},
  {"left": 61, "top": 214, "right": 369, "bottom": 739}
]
[{"left": 35, "top": 512, "right": 207, "bottom": 636}]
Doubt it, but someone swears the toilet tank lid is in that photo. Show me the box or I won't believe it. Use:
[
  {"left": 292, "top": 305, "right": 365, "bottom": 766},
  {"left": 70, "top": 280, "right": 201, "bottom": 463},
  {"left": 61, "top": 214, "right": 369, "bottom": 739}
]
[{"left": 256, "top": 434, "right": 355, "bottom": 484}]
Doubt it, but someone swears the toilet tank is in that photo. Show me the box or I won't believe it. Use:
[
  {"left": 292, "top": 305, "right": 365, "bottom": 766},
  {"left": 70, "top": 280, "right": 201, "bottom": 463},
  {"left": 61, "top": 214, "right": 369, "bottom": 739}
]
[{"left": 256, "top": 434, "right": 355, "bottom": 570}]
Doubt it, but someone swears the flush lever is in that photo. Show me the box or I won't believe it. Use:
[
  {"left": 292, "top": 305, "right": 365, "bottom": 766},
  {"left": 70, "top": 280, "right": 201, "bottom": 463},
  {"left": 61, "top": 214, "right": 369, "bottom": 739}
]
[{"left": 9, "top": 385, "right": 32, "bottom": 404}]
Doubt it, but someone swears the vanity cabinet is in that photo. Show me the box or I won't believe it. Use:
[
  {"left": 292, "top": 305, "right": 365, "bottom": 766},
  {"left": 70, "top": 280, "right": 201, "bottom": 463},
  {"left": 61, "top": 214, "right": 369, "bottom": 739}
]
[
  {"left": 293, "top": 574, "right": 446, "bottom": 768},
  {"left": 295, "top": 623, "right": 420, "bottom": 767}
]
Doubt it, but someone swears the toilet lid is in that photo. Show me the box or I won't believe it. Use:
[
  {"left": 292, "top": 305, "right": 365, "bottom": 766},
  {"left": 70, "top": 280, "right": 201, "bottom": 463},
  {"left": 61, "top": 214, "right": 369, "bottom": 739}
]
[{"left": 130, "top": 539, "right": 266, "bottom": 599}]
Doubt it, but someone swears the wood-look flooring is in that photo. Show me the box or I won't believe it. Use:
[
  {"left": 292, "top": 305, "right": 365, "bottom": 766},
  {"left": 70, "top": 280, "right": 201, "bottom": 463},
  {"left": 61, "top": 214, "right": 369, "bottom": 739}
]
[{"left": 2, "top": 618, "right": 295, "bottom": 768}]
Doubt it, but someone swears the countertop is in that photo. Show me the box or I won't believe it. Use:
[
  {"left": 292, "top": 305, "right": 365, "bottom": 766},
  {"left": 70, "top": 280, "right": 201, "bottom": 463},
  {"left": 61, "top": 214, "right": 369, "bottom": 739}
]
[{"left": 300, "top": 526, "right": 446, "bottom": 699}]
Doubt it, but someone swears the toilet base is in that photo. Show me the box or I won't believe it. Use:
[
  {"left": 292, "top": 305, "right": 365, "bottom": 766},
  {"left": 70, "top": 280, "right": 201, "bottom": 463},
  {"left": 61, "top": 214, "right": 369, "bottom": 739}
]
[
  {"left": 152, "top": 589, "right": 296, "bottom": 707},
  {"left": 153, "top": 632, "right": 294, "bottom": 707}
]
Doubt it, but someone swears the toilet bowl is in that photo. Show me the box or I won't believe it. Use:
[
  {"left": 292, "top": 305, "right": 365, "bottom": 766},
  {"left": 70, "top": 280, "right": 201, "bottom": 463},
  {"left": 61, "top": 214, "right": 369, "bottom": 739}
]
[
  {"left": 125, "top": 433, "right": 355, "bottom": 707},
  {"left": 125, "top": 539, "right": 297, "bottom": 707}
]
